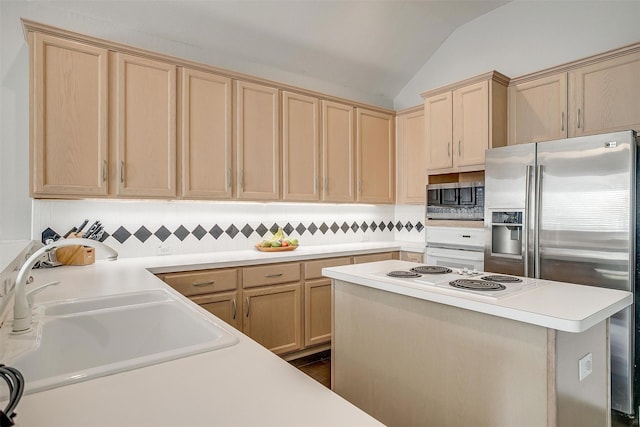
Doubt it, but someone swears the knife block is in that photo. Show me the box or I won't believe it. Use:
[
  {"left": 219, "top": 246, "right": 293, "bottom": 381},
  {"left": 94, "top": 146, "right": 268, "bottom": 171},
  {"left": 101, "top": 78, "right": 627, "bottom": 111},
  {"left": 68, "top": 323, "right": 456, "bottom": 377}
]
[{"left": 55, "top": 245, "right": 95, "bottom": 266}]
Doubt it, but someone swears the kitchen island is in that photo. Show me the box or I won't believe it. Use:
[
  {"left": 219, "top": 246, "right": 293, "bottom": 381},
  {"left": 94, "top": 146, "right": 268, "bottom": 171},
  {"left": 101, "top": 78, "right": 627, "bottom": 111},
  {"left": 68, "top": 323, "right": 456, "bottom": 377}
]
[
  {"left": 323, "top": 260, "right": 633, "bottom": 427},
  {"left": 0, "top": 243, "right": 420, "bottom": 427}
]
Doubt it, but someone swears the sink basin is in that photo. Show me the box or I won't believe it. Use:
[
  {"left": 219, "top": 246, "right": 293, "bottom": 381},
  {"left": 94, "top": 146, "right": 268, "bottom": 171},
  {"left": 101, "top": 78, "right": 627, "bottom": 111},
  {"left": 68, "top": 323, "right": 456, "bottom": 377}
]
[
  {"left": 43, "top": 289, "right": 172, "bottom": 316},
  {"left": 3, "top": 292, "right": 239, "bottom": 394}
]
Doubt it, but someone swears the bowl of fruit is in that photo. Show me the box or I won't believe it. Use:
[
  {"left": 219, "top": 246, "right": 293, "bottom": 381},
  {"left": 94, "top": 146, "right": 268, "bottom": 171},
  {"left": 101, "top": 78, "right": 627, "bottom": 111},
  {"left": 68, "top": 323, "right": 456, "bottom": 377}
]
[{"left": 256, "top": 228, "right": 299, "bottom": 252}]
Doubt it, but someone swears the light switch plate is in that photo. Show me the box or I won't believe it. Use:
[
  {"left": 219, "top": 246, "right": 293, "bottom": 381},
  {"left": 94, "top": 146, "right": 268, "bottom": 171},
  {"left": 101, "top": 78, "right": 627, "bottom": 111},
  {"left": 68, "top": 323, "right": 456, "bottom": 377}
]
[{"left": 579, "top": 353, "right": 593, "bottom": 381}]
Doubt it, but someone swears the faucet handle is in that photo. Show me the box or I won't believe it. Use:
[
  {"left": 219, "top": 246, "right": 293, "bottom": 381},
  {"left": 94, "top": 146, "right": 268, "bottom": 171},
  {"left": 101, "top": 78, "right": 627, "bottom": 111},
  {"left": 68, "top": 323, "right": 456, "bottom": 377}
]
[{"left": 26, "top": 281, "right": 60, "bottom": 306}]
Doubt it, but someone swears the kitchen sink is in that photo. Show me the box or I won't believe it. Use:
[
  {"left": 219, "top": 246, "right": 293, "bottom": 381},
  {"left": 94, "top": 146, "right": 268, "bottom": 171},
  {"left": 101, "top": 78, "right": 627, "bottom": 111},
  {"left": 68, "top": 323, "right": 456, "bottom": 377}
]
[
  {"left": 2, "top": 291, "right": 239, "bottom": 394},
  {"left": 43, "top": 289, "right": 172, "bottom": 316}
]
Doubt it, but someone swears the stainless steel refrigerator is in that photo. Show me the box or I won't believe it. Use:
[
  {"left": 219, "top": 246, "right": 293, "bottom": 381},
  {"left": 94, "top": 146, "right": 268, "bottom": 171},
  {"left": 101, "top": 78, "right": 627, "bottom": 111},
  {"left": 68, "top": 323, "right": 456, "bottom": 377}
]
[{"left": 484, "top": 130, "right": 639, "bottom": 416}]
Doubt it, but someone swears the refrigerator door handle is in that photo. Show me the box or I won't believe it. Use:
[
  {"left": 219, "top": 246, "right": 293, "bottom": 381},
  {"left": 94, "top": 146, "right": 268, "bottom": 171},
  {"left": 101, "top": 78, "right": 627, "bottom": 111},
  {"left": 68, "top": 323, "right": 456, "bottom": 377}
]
[
  {"left": 534, "top": 164, "right": 543, "bottom": 278},
  {"left": 524, "top": 165, "right": 532, "bottom": 277}
]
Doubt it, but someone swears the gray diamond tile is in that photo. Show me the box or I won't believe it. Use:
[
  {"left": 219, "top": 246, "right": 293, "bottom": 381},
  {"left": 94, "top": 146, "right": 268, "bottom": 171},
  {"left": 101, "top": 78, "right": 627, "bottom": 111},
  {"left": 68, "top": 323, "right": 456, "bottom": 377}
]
[
  {"left": 378, "top": 221, "right": 386, "bottom": 231},
  {"left": 209, "top": 225, "right": 223, "bottom": 239},
  {"left": 255, "top": 224, "right": 268, "bottom": 237},
  {"left": 154, "top": 226, "right": 171, "bottom": 242},
  {"left": 174, "top": 225, "right": 190, "bottom": 241},
  {"left": 396, "top": 221, "right": 403, "bottom": 231},
  {"left": 340, "top": 222, "right": 349, "bottom": 233},
  {"left": 192, "top": 225, "right": 207, "bottom": 240},
  {"left": 133, "top": 226, "right": 152, "bottom": 243},
  {"left": 226, "top": 224, "right": 239, "bottom": 238},
  {"left": 350, "top": 222, "right": 359, "bottom": 232},
  {"left": 387, "top": 221, "right": 394, "bottom": 230},
  {"left": 295, "top": 223, "right": 306, "bottom": 235},
  {"left": 361, "top": 222, "right": 369, "bottom": 232},
  {"left": 283, "top": 223, "right": 294, "bottom": 235},
  {"left": 319, "top": 223, "right": 329, "bottom": 234},
  {"left": 270, "top": 223, "right": 280, "bottom": 234},
  {"left": 416, "top": 222, "right": 424, "bottom": 232},
  {"left": 405, "top": 222, "right": 414, "bottom": 231},
  {"left": 112, "top": 226, "right": 132, "bottom": 243},
  {"left": 370, "top": 222, "right": 378, "bottom": 231},
  {"left": 98, "top": 231, "right": 110, "bottom": 242},
  {"left": 307, "top": 223, "right": 318, "bottom": 235},
  {"left": 241, "top": 224, "right": 254, "bottom": 238},
  {"left": 330, "top": 222, "right": 340, "bottom": 233}
]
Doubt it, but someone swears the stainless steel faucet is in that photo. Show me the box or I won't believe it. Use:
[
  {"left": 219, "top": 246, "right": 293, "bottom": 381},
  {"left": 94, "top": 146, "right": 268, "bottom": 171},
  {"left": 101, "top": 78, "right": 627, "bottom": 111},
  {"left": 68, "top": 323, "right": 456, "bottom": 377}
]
[{"left": 12, "top": 238, "right": 118, "bottom": 333}]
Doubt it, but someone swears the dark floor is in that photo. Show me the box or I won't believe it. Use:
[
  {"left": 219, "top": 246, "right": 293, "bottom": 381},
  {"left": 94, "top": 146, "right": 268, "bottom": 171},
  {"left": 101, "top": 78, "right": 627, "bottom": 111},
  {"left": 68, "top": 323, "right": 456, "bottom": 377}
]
[
  {"left": 291, "top": 351, "right": 638, "bottom": 426},
  {"left": 290, "top": 350, "right": 331, "bottom": 388}
]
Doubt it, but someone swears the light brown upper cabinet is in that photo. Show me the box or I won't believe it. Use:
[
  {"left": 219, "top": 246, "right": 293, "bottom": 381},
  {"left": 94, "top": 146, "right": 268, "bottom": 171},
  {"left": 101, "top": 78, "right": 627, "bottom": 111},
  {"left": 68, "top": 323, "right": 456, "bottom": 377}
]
[
  {"left": 113, "top": 53, "right": 176, "bottom": 197},
  {"left": 396, "top": 107, "right": 426, "bottom": 204},
  {"left": 422, "top": 71, "right": 508, "bottom": 174},
  {"left": 282, "top": 92, "right": 320, "bottom": 201},
  {"left": 356, "top": 108, "right": 395, "bottom": 204},
  {"left": 178, "top": 68, "right": 233, "bottom": 199},
  {"left": 321, "top": 100, "right": 355, "bottom": 202},
  {"left": 508, "top": 44, "right": 640, "bottom": 145},
  {"left": 569, "top": 49, "right": 640, "bottom": 137},
  {"left": 235, "top": 81, "right": 280, "bottom": 201},
  {"left": 30, "top": 33, "right": 109, "bottom": 197},
  {"left": 508, "top": 73, "right": 567, "bottom": 145}
]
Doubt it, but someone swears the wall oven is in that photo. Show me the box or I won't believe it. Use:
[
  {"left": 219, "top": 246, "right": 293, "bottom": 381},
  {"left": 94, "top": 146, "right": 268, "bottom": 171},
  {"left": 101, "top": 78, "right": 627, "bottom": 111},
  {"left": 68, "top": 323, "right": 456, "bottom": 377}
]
[{"left": 425, "top": 227, "right": 485, "bottom": 271}]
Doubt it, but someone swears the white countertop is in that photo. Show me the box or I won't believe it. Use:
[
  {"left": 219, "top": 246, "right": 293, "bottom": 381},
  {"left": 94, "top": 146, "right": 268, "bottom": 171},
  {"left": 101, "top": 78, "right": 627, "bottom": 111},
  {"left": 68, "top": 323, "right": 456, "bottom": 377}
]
[
  {"left": 1, "top": 242, "right": 411, "bottom": 427},
  {"left": 322, "top": 260, "right": 633, "bottom": 333}
]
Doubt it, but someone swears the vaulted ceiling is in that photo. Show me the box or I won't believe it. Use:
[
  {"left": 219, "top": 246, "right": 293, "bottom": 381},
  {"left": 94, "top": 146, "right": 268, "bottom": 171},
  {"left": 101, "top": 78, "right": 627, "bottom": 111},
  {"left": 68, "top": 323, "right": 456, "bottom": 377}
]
[{"left": 19, "top": 1, "right": 510, "bottom": 106}]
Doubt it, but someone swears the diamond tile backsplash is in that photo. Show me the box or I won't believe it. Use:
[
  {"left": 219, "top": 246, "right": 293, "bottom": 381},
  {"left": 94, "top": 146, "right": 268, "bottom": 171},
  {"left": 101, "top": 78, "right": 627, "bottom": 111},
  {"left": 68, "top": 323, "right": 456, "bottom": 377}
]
[{"left": 33, "top": 200, "right": 426, "bottom": 259}]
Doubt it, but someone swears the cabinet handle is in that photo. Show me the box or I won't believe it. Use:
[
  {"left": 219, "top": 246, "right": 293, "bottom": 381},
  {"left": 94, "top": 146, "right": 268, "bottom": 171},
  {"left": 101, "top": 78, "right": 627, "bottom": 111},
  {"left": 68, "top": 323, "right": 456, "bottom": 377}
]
[
  {"left": 447, "top": 142, "right": 451, "bottom": 158},
  {"left": 458, "top": 140, "right": 461, "bottom": 156},
  {"left": 226, "top": 168, "right": 232, "bottom": 191},
  {"left": 315, "top": 176, "right": 319, "bottom": 193},
  {"left": 232, "top": 298, "right": 237, "bottom": 320},
  {"left": 577, "top": 108, "right": 581, "bottom": 129},
  {"left": 324, "top": 177, "right": 328, "bottom": 193},
  {"left": 192, "top": 281, "right": 215, "bottom": 287},
  {"left": 245, "top": 297, "right": 250, "bottom": 317},
  {"left": 561, "top": 111, "right": 565, "bottom": 132},
  {"left": 102, "top": 160, "right": 107, "bottom": 182},
  {"left": 239, "top": 170, "right": 244, "bottom": 191},
  {"left": 120, "top": 161, "right": 124, "bottom": 183},
  {"left": 265, "top": 273, "right": 283, "bottom": 278},
  {"left": 358, "top": 179, "right": 362, "bottom": 195}
]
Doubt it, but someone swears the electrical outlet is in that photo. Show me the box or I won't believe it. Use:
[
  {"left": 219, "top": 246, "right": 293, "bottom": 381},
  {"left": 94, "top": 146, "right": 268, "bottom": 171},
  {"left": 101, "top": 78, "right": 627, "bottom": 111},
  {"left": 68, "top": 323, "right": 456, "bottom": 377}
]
[
  {"left": 157, "top": 244, "right": 175, "bottom": 256},
  {"left": 579, "top": 353, "right": 593, "bottom": 381}
]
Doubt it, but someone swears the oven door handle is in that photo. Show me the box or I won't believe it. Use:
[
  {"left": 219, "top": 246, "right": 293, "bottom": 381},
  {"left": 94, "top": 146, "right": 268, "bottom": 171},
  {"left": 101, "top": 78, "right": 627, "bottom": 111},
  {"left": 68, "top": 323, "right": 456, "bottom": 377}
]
[
  {"left": 426, "top": 244, "right": 483, "bottom": 252},
  {"left": 426, "top": 247, "right": 484, "bottom": 261}
]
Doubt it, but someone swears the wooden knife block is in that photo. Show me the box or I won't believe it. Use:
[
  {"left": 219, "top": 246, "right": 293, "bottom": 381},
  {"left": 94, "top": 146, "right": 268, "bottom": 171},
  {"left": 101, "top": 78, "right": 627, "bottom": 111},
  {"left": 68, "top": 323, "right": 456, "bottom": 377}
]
[{"left": 56, "top": 245, "right": 95, "bottom": 266}]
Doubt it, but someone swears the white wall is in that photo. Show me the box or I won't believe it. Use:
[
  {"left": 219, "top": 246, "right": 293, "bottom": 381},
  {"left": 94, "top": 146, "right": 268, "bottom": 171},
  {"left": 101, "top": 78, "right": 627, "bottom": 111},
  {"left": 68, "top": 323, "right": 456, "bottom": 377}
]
[{"left": 394, "top": 0, "right": 640, "bottom": 110}]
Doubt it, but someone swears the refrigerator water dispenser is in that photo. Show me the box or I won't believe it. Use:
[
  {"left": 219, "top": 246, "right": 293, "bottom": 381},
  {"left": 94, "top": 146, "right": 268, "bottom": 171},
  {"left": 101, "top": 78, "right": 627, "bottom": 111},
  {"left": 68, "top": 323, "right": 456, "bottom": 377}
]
[{"left": 490, "top": 211, "right": 523, "bottom": 258}]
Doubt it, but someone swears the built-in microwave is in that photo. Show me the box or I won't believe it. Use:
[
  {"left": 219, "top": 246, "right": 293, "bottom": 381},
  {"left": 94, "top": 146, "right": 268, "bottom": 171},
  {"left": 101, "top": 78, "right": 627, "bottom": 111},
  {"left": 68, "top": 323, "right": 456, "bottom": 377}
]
[{"left": 426, "top": 181, "right": 484, "bottom": 221}]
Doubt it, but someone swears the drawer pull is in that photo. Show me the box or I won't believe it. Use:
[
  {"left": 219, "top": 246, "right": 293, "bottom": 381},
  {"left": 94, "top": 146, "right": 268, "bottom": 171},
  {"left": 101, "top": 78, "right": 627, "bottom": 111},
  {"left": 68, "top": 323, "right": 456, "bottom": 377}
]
[
  {"left": 264, "top": 273, "right": 283, "bottom": 278},
  {"left": 245, "top": 297, "right": 250, "bottom": 317},
  {"left": 232, "top": 298, "right": 237, "bottom": 320},
  {"left": 192, "top": 281, "right": 215, "bottom": 287}
]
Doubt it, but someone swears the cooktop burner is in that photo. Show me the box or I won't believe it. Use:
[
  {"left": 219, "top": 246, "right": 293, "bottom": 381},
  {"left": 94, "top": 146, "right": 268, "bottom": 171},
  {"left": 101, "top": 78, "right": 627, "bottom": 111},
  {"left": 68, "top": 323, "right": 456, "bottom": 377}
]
[
  {"left": 449, "top": 279, "right": 506, "bottom": 291},
  {"left": 410, "top": 266, "right": 452, "bottom": 275},
  {"left": 387, "top": 270, "right": 422, "bottom": 278},
  {"left": 480, "top": 275, "right": 522, "bottom": 283}
]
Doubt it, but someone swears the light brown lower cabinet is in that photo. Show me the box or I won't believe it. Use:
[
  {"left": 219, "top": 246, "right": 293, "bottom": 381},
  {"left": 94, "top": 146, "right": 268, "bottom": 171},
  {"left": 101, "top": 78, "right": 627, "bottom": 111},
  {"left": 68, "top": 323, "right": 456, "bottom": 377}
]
[
  {"left": 191, "top": 291, "right": 241, "bottom": 331},
  {"left": 304, "top": 279, "right": 332, "bottom": 347},
  {"left": 243, "top": 283, "right": 302, "bottom": 355}
]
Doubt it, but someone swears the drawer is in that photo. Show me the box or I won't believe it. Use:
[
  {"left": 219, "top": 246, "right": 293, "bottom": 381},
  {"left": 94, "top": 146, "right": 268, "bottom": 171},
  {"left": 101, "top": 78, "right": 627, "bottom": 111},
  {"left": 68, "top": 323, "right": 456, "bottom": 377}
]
[
  {"left": 352, "top": 252, "right": 398, "bottom": 264},
  {"left": 304, "top": 256, "right": 351, "bottom": 280},
  {"left": 243, "top": 262, "right": 301, "bottom": 288},
  {"left": 163, "top": 268, "right": 238, "bottom": 296}
]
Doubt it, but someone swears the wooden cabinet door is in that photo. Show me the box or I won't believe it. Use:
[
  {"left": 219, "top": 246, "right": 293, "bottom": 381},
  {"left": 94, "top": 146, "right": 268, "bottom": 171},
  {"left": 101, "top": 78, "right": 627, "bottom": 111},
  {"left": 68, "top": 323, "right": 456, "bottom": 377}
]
[
  {"left": 178, "top": 68, "right": 232, "bottom": 199},
  {"left": 191, "top": 291, "right": 241, "bottom": 330},
  {"left": 356, "top": 108, "right": 395, "bottom": 203},
  {"left": 453, "top": 80, "right": 488, "bottom": 167},
  {"left": 424, "top": 92, "right": 453, "bottom": 171},
  {"left": 569, "top": 51, "right": 640, "bottom": 137},
  {"left": 396, "top": 109, "right": 426, "bottom": 204},
  {"left": 304, "top": 279, "right": 331, "bottom": 347},
  {"left": 235, "top": 81, "right": 280, "bottom": 200},
  {"left": 31, "top": 33, "right": 108, "bottom": 197},
  {"left": 321, "top": 100, "right": 355, "bottom": 202},
  {"left": 508, "top": 73, "right": 568, "bottom": 145},
  {"left": 114, "top": 53, "right": 176, "bottom": 197},
  {"left": 243, "top": 283, "right": 302, "bottom": 355},
  {"left": 282, "top": 92, "right": 319, "bottom": 201}
]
